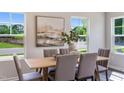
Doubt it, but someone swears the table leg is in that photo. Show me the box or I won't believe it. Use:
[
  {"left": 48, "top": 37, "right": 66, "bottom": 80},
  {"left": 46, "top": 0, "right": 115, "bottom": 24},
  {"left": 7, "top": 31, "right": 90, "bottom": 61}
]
[
  {"left": 36, "top": 68, "right": 39, "bottom": 72},
  {"left": 42, "top": 68, "right": 48, "bottom": 81},
  {"left": 95, "top": 69, "right": 100, "bottom": 81}
]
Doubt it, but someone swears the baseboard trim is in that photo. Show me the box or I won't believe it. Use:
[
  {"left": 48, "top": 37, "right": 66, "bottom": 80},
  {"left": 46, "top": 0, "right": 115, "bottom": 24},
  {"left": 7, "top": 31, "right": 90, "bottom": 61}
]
[{"left": 109, "top": 64, "right": 124, "bottom": 73}]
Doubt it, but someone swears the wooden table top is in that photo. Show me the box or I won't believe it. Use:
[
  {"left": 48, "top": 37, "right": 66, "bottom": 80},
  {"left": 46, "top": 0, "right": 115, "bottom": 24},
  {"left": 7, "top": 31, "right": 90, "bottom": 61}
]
[{"left": 25, "top": 56, "right": 109, "bottom": 69}]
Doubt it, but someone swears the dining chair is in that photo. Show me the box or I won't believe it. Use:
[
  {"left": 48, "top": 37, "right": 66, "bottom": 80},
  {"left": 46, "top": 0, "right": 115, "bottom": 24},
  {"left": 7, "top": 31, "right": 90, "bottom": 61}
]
[
  {"left": 75, "top": 53, "right": 97, "bottom": 81},
  {"left": 44, "top": 49, "right": 58, "bottom": 57},
  {"left": 13, "top": 55, "right": 42, "bottom": 81},
  {"left": 36, "top": 49, "right": 58, "bottom": 73},
  {"left": 59, "top": 48, "right": 70, "bottom": 55},
  {"left": 96, "top": 48, "right": 110, "bottom": 81},
  {"left": 48, "top": 54, "right": 78, "bottom": 81}
]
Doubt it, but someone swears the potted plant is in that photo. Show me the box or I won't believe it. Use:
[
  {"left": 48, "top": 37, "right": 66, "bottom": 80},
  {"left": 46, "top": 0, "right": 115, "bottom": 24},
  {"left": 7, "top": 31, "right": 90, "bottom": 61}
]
[{"left": 61, "top": 30, "right": 80, "bottom": 51}]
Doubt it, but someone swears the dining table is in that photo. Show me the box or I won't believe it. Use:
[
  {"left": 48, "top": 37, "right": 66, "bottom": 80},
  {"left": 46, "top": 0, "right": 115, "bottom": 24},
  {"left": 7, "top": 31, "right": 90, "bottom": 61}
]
[{"left": 25, "top": 56, "right": 109, "bottom": 81}]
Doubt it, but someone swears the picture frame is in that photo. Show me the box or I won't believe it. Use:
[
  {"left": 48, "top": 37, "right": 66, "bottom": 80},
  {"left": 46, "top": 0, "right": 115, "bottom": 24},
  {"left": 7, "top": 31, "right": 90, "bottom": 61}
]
[{"left": 36, "top": 16, "right": 65, "bottom": 47}]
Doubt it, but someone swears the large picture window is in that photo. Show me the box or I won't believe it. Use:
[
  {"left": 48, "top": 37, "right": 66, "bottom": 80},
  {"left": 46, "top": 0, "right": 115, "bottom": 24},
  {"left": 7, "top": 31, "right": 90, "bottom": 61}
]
[
  {"left": 0, "top": 12, "right": 24, "bottom": 58},
  {"left": 71, "top": 17, "right": 88, "bottom": 53},
  {"left": 112, "top": 17, "right": 124, "bottom": 53}
]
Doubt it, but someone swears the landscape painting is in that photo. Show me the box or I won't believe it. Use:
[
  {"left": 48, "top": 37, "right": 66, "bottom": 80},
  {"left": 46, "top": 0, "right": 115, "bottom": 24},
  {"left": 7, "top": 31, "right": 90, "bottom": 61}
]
[{"left": 36, "top": 16, "right": 65, "bottom": 47}]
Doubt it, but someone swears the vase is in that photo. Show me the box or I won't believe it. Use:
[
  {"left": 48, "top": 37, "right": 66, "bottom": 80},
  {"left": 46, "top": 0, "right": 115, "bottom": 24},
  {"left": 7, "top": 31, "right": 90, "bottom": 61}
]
[{"left": 69, "top": 42, "right": 77, "bottom": 52}]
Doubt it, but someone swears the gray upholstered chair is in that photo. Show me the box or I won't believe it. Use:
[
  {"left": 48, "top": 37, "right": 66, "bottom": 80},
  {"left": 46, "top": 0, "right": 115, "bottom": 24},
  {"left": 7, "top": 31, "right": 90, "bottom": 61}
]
[
  {"left": 49, "top": 54, "right": 78, "bottom": 81},
  {"left": 36, "top": 49, "right": 58, "bottom": 73},
  {"left": 13, "top": 55, "right": 42, "bottom": 81},
  {"left": 44, "top": 49, "right": 58, "bottom": 57},
  {"left": 37, "top": 49, "right": 58, "bottom": 73},
  {"left": 75, "top": 53, "right": 97, "bottom": 81},
  {"left": 97, "top": 48, "right": 110, "bottom": 81},
  {"left": 59, "top": 48, "right": 70, "bottom": 55}
]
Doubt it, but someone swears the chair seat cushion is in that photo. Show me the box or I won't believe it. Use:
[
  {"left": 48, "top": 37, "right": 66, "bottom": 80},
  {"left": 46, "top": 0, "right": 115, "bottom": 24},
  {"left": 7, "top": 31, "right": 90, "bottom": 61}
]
[
  {"left": 48, "top": 68, "right": 56, "bottom": 81},
  {"left": 48, "top": 67, "right": 56, "bottom": 73},
  {"left": 97, "top": 65, "right": 108, "bottom": 72},
  {"left": 23, "top": 72, "right": 42, "bottom": 81}
]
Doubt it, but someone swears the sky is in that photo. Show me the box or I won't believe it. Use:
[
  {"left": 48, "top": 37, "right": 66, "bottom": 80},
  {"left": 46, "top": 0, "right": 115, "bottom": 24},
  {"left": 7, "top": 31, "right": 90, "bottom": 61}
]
[
  {"left": 0, "top": 12, "right": 86, "bottom": 27},
  {"left": 71, "top": 18, "right": 83, "bottom": 27},
  {"left": 0, "top": 12, "right": 24, "bottom": 23}
]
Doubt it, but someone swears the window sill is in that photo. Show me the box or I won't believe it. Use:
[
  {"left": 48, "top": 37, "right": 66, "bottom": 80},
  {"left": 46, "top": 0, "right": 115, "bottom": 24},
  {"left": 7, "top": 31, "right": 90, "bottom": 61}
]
[
  {"left": 111, "top": 52, "right": 124, "bottom": 55},
  {"left": 0, "top": 55, "right": 24, "bottom": 62}
]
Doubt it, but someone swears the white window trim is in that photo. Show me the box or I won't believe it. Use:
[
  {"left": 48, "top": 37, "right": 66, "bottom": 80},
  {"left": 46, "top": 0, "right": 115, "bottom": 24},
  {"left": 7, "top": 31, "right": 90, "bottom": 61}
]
[
  {"left": 111, "top": 16, "right": 124, "bottom": 54},
  {"left": 70, "top": 16, "right": 90, "bottom": 52},
  {"left": 0, "top": 12, "right": 25, "bottom": 57},
  {"left": 0, "top": 12, "right": 24, "bottom": 35}
]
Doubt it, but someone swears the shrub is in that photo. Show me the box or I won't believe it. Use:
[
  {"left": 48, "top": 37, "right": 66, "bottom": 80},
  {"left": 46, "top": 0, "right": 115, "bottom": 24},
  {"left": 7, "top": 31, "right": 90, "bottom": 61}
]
[{"left": 0, "top": 25, "right": 10, "bottom": 34}]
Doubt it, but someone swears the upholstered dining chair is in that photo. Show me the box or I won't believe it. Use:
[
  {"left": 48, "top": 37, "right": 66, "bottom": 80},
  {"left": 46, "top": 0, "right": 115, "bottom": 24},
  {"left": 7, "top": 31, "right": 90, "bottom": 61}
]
[
  {"left": 44, "top": 49, "right": 58, "bottom": 57},
  {"left": 13, "top": 55, "right": 42, "bottom": 81},
  {"left": 36, "top": 49, "right": 58, "bottom": 73},
  {"left": 96, "top": 48, "right": 110, "bottom": 81},
  {"left": 48, "top": 54, "right": 78, "bottom": 81},
  {"left": 75, "top": 53, "right": 97, "bottom": 81},
  {"left": 59, "top": 48, "right": 70, "bottom": 55}
]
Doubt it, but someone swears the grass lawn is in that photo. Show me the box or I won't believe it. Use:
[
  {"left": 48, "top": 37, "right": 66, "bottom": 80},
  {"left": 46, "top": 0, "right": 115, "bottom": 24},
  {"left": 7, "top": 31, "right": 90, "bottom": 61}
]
[
  {"left": 79, "top": 48, "right": 87, "bottom": 54},
  {"left": 114, "top": 46, "right": 124, "bottom": 53},
  {"left": 0, "top": 42, "right": 23, "bottom": 48}
]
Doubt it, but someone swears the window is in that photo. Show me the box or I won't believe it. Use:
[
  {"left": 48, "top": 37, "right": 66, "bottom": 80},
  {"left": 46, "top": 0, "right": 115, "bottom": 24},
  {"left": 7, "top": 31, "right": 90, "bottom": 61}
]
[
  {"left": 0, "top": 12, "right": 24, "bottom": 58},
  {"left": 112, "top": 17, "right": 124, "bottom": 53},
  {"left": 71, "top": 17, "right": 88, "bottom": 53}
]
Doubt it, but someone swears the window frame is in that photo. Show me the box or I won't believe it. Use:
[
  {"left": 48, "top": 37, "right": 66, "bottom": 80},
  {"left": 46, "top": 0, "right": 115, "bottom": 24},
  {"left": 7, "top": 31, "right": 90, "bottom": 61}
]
[
  {"left": 0, "top": 12, "right": 25, "bottom": 58},
  {"left": 111, "top": 16, "right": 124, "bottom": 54},
  {"left": 70, "top": 16, "right": 90, "bottom": 52},
  {"left": 0, "top": 12, "right": 24, "bottom": 35}
]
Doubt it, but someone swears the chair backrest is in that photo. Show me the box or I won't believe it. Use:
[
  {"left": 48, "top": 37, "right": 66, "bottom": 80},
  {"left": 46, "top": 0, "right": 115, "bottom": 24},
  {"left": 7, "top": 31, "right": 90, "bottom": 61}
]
[
  {"left": 97, "top": 48, "right": 110, "bottom": 67},
  {"left": 13, "top": 55, "right": 23, "bottom": 81},
  {"left": 55, "top": 54, "right": 78, "bottom": 81},
  {"left": 43, "top": 49, "right": 58, "bottom": 57},
  {"left": 98, "top": 48, "right": 110, "bottom": 57},
  {"left": 77, "top": 53, "right": 97, "bottom": 79},
  {"left": 59, "top": 48, "right": 70, "bottom": 55}
]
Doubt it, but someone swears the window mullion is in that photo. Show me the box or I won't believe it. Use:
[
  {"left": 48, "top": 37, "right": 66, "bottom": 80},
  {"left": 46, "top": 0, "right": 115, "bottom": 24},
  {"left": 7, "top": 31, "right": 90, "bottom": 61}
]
[{"left": 9, "top": 13, "right": 12, "bottom": 35}]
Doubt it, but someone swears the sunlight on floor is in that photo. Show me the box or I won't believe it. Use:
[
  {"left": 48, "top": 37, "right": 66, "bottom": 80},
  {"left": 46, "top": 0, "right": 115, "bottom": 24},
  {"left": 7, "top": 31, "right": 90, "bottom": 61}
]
[{"left": 109, "top": 71, "right": 124, "bottom": 81}]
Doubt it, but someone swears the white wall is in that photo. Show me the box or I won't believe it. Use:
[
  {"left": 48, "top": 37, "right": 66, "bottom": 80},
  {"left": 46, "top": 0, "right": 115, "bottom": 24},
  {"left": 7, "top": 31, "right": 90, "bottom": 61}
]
[
  {"left": 0, "top": 12, "right": 105, "bottom": 80},
  {"left": 25, "top": 12, "right": 105, "bottom": 58},
  {"left": 105, "top": 12, "right": 124, "bottom": 71}
]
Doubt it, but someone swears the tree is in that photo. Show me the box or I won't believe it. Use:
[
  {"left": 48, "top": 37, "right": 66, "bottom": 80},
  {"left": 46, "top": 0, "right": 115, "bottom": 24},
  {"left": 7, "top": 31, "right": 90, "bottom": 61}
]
[
  {"left": 71, "top": 26, "right": 87, "bottom": 35},
  {"left": 12, "top": 24, "right": 24, "bottom": 34},
  {"left": 0, "top": 25, "right": 10, "bottom": 34},
  {"left": 71, "top": 26, "right": 87, "bottom": 42}
]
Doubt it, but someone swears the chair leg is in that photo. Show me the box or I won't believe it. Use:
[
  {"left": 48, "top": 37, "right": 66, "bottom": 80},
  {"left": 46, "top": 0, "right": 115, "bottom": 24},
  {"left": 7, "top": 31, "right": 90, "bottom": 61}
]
[
  {"left": 105, "top": 70, "right": 108, "bottom": 81},
  {"left": 83, "top": 78, "right": 87, "bottom": 81},
  {"left": 94, "top": 70, "right": 100, "bottom": 81},
  {"left": 39, "top": 68, "right": 42, "bottom": 73},
  {"left": 91, "top": 76, "right": 94, "bottom": 81},
  {"left": 42, "top": 68, "right": 48, "bottom": 81}
]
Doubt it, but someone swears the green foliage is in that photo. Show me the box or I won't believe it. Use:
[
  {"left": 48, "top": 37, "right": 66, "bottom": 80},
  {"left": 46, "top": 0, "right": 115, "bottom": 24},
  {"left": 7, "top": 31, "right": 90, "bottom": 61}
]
[
  {"left": 113, "top": 46, "right": 124, "bottom": 53},
  {"left": 71, "top": 26, "right": 87, "bottom": 42},
  {"left": 62, "top": 31, "right": 79, "bottom": 44},
  {"left": 0, "top": 42, "right": 23, "bottom": 48},
  {"left": 79, "top": 48, "right": 87, "bottom": 54},
  {"left": 0, "top": 24, "right": 24, "bottom": 34},
  {"left": 12, "top": 24, "right": 24, "bottom": 34},
  {"left": 72, "top": 26, "right": 87, "bottom": 35},
  {"left": 115, "top": 18, "right": 123, "bottom": 26},
  {"left": 14, "top": 35, "right": 24, "bottom": 40},
  {"left": 62, "top": 26, "right": 87, "bottom": 44},
  {"left": 115, "top": 27, "right": 122, "bottom": 35},
  {"left": 0, "top": 25, "right": 10, "bottom": 34}
]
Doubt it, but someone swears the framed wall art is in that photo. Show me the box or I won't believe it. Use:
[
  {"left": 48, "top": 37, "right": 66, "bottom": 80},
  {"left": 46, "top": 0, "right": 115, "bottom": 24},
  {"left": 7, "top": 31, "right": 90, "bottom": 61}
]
[{"left": 36, "top": 16, "right": 65, "bottom": 47}]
